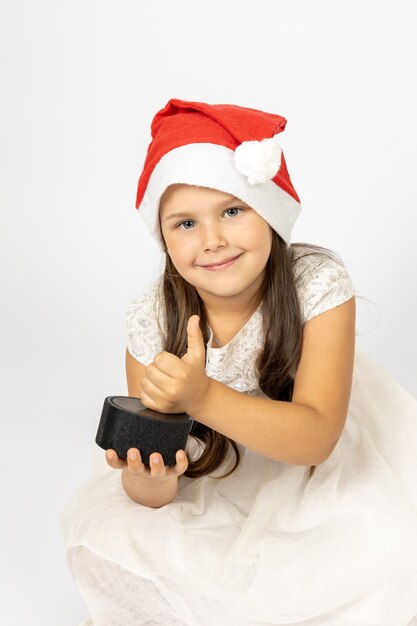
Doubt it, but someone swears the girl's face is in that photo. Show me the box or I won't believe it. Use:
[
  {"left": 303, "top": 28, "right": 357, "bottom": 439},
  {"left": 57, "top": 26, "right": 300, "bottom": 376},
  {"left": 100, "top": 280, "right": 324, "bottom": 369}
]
[{"left": 159, "top": 184, "right": 272, "bottom": 307}]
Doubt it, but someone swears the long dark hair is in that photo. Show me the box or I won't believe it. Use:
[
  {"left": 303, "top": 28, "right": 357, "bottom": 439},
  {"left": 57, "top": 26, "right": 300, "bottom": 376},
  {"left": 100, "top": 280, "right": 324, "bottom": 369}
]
[{"left": 156, "top": 227, "right": 345, "bottom": 481}]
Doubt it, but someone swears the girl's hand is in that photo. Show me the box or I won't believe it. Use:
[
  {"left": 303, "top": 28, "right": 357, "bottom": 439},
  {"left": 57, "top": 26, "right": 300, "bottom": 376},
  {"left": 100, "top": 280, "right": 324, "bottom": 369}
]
[
  {"left": 140, "top": 315, "right": 210, "bottom": 415},
  {"left": 105, "top": 447, "right": 189, "bottom": 480}
]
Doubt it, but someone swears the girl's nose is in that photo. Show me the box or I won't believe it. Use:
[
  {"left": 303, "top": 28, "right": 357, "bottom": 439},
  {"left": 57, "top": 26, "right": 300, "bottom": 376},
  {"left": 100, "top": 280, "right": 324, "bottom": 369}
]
[{"left": 201, "top": 223, "right": 227, "bottom": 250}]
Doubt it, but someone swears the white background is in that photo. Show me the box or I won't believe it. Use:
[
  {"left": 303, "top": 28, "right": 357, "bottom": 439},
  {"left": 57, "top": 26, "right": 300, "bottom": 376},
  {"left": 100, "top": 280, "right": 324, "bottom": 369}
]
[{"left": 1, "top": 1, "right": 416, "bottom": 624}]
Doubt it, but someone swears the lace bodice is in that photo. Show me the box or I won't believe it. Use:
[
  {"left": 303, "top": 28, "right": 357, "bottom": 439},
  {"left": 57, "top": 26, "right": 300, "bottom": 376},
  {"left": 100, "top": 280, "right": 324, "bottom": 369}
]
[{"left": 126, "top": 245, "right": 356, "bottom": 398}]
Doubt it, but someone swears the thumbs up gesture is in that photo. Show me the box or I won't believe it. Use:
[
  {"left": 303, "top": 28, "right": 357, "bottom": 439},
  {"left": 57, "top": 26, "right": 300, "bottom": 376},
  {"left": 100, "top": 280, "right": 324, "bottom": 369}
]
[{"left": 140, "top": 315, "right": 211, "bottom": 416}]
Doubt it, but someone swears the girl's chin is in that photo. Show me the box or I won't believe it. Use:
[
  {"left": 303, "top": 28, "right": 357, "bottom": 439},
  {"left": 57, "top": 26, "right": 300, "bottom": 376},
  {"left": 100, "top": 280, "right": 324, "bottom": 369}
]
[{"left": 195, "top": 283, "right": 246, "bottom": 298}]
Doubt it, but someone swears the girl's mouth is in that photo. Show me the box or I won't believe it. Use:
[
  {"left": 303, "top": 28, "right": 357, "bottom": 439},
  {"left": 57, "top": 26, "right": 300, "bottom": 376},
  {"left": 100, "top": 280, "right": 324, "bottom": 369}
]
[{"left": 201, "top": 255, "right": 241, "bottom": 271}]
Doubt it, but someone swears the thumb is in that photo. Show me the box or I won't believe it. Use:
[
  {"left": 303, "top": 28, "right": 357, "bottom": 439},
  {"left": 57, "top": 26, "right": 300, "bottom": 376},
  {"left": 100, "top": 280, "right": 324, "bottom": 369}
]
[{"left": 183, "top": 315, "right": 205, "bottom": 362}]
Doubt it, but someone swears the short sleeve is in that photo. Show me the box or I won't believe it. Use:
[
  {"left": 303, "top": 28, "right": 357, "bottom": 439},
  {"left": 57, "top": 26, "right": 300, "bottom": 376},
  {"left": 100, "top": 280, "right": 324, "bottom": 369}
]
[
  {"left": 125, "top": 282, "right": 165, "bottom": 365},
  {"left": 293, "top": 249, "right": 356, "bottom": 323}
]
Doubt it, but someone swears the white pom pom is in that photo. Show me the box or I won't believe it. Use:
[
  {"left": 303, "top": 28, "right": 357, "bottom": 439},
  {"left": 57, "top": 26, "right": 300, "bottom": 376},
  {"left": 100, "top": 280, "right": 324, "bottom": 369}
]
[{"left": 234, "top": 135, "right": 282, "bottom": 185}]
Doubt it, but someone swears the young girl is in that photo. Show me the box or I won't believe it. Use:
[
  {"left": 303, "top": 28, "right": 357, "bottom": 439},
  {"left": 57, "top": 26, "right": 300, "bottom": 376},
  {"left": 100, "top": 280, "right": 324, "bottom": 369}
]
[{"left": 59, "top": 99, "right": 417, "bottom": 626}]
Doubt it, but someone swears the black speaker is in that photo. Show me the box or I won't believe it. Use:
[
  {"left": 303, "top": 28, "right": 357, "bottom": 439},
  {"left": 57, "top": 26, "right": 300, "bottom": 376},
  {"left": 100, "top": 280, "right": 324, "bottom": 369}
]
[{"left": 95, "top": 396, "right": 195, "bottom": 466}]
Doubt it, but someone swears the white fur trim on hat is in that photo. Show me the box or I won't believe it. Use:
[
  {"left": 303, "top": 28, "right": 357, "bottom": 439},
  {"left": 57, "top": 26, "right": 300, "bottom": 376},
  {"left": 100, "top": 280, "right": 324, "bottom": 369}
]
[{"left": 139, "top": 143, "right": 301, "bottom": 252}]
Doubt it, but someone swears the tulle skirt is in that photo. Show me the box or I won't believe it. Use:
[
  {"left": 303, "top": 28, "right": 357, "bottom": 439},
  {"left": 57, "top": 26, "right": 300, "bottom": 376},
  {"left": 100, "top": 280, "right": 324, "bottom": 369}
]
[{"left": 59, "top": 350, "right": 417, "bottom": 625}]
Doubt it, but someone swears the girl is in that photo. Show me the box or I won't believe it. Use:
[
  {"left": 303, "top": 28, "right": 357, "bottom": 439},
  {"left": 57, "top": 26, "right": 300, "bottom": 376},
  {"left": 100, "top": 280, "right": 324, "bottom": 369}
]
[{"left": 59, "top": 99, "right": 417, "bottom": 626}]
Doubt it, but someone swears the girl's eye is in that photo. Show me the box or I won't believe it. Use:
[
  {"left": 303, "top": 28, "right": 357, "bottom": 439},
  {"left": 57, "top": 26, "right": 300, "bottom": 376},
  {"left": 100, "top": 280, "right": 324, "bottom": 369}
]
[
  {"left": 177, "top": 220, "right": 195, "bottom": 230},
  {"left": 176, "top": 207, "right": 243, "bottom": 230},
  {"left": 225, "top": 207, "right": 241, "bottom": 217}
]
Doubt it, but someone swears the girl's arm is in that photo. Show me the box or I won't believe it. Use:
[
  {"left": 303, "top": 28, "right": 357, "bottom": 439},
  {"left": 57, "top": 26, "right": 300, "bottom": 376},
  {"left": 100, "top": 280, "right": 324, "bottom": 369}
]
[
  {"left": 188, "top": 297, "right": 356, "bottom": 466},
  {"left": 104, "top": 350, "right": 185, "bottom": 507},
  {"left": 126, "top": 348, "right": 147, "bottom": 398}
]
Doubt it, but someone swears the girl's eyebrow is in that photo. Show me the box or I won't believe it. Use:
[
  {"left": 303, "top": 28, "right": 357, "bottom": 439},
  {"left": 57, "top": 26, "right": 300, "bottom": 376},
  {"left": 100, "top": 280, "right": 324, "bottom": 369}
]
[{"left": 163, "top": 197, "right": 244, "bottom": 222}]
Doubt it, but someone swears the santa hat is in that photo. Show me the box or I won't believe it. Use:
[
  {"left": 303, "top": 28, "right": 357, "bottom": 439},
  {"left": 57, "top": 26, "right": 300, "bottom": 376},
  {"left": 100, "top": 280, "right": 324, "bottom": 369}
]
[{"left": 135, "top": 98, "right": 301, "bottom": 251}]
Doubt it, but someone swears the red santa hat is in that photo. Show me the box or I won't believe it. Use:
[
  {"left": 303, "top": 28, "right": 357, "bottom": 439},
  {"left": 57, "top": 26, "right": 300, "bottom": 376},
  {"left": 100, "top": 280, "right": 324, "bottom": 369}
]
[{"left": 135, "top": 98, "right": 301, "bottom": 251}]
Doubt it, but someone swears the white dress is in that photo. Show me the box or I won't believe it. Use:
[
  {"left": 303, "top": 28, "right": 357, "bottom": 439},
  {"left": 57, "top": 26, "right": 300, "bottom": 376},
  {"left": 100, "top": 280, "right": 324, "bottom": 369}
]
[{"left": 59, "top": 247, "right": 417, "bottom": 626}]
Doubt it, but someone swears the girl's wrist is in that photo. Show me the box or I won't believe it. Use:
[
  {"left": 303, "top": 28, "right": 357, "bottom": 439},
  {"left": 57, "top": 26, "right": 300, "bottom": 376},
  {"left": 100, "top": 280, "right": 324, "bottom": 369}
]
[{"left": 186, "top": 375, "right": 213, "bottom": 419}]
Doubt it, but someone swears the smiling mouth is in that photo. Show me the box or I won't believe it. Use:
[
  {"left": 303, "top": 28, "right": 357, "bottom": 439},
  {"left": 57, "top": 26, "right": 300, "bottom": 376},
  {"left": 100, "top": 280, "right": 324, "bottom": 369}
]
[{"left": 200, "top": 254, "right": 242, "bottom": 271}]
